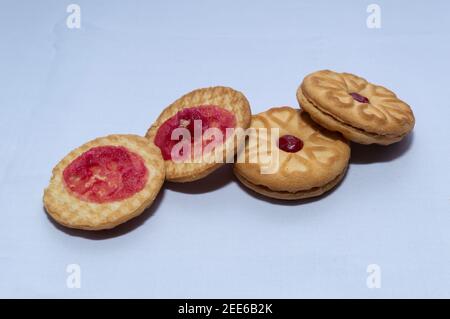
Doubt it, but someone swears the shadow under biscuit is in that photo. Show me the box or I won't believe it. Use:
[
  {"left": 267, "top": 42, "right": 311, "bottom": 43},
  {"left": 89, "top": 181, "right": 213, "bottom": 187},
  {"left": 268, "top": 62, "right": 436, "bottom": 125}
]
[
  {"left": 165, "top": 164, "right": 234, "bottom": 194},
  {"left": 350, "top": 131, "right": 414, "bottom": 164},
  {"left": 45, "top": 188, "right": 165, "bottom": 240},
  {"left": 232, "top": 166, "right": 349, "bottom": 206}
]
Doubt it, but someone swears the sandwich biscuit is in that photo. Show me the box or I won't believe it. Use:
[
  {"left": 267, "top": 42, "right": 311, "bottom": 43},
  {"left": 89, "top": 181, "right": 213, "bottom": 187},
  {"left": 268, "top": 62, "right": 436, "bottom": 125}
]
[
  {"left": 234, "top": 107, "right": 350, "bottom": 200},
  {"left": 298, "top": 70, "right": 415, "bottom": 145}
]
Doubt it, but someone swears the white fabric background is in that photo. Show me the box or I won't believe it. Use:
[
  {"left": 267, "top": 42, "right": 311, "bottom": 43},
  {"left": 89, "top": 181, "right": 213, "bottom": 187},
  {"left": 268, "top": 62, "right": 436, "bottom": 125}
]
[{"left": 0, "top": 0, "right": 449, "bottom": 298}]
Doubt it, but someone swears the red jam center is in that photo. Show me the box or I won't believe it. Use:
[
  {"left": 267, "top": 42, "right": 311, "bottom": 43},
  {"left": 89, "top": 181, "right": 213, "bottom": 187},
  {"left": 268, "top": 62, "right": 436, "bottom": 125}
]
[
  {"left": 63, "top": 146, "right": 148, "bottom": 204},
  {"left": 350, "top": 92, "right": 370, "bottom": 103},
  {"left": 154, "top": 105, "right": 236, "bottom": 160},
  {"left": 278, "top": 135, "right": 304, "bottom": 153}
]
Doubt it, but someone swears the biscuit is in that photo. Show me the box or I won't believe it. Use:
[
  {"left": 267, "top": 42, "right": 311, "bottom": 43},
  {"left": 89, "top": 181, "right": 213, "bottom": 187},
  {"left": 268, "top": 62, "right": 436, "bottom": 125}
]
[
  {"left": 234, "top": 107, "right": 350, "bottom": 200},
  {"left": 146, "top": 86, "right": 251, "bottom": 182},
  {"left": 298, "top": 70, "right": 415, "bottom": 145},
  {"left": 43, "top": 134, "right": 165, "bottom": 230}
]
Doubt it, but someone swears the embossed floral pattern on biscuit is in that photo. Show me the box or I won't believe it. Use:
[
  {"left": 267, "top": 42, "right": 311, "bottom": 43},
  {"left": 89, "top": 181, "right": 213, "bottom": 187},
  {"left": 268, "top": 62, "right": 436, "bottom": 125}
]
[
  {"left": 304, "top": 70, "right": 414, "bottom": 132},
  {"left": 248, "top": 108, "right": 343, "bottom": 176}
]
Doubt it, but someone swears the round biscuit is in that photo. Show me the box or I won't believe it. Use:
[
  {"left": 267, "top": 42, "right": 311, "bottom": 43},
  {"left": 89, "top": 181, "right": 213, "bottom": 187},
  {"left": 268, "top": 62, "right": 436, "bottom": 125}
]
[
  {"left": 234, "top": 107, "right": 350, "bottom": 200},
  {"left": 43, "top": 134, "right": 165, "bottom": 230},
  {"left": 298, "top": 70, "right": 415, "bottom": 145},
  {"left": 146, "top": 86, "right": 251, "bottom": 182}
]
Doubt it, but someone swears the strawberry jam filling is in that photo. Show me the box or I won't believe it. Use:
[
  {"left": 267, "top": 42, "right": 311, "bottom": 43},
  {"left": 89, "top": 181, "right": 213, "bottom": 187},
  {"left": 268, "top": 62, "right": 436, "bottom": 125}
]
[
  {"left": 350, "top": 92, "right": 370, "bottom": 103},
  {"left": 154, "top": 105, "right": 236, "bottom": 160},
  {"left": 63, "top": 146, "right": 148, "bottom": 204},
  {"left": 278, "top": 135, "right": 304, "bottom": 153}
]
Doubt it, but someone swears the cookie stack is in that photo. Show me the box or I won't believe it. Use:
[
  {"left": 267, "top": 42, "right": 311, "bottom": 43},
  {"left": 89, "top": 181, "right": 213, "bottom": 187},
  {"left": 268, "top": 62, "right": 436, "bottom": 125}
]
[
  {"left": 235, "top": 70, "right": 415, "bottom": 200},
  {"left": 44, "top": 70, "right": 415, "bottom": 230}
]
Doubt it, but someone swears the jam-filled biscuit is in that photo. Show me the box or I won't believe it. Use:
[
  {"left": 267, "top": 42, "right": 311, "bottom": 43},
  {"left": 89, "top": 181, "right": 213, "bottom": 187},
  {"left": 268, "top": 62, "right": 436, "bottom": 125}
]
[
  {"left": 298, "top": 70, "right": 415, "bottom": 145},
  {"left": 234, "top": 107, "right": 350, "bottom": 200},
  {"left": 44, "top": 135, "right": 165, "bottom": 230},
  {"left": 146, "top": 86, "right": 251, "bottom": 182}
]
